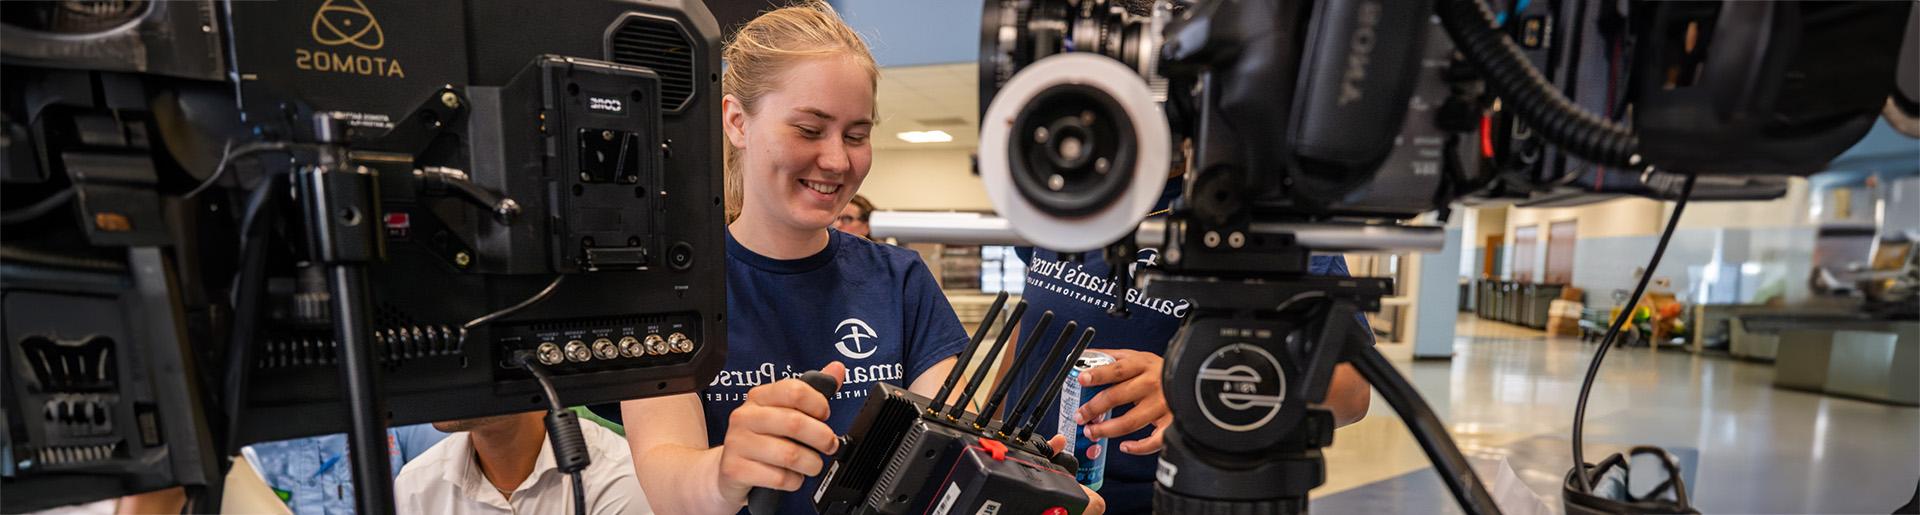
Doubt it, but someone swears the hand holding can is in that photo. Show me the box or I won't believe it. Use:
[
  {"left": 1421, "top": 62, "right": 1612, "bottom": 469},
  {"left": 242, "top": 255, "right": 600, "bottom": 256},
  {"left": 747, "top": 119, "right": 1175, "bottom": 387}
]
[
  {"left": 1072, "top": 348, "right": 1172, "bottom": 456},
  {"left": 1059, "top": 350, "right": 1116, "bottom": 490}
]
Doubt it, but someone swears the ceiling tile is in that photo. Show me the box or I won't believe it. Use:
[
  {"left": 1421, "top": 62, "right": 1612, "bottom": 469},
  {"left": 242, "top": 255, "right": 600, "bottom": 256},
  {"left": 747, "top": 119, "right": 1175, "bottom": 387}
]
[{"left": 874, "top": 63, "right": 984, "bottom": 150}]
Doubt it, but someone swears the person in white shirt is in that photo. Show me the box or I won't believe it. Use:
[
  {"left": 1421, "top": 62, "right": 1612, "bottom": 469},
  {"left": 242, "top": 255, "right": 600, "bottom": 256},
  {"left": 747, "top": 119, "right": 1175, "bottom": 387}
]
[{"left": 396, "top": 411, "right": 649, "bottom": 515}]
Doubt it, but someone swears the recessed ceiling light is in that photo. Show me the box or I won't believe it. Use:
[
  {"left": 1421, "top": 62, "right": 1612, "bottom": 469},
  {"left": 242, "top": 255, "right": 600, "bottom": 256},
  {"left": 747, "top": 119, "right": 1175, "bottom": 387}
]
[{"left": 896, "top": 130, "right": 953, "bottom": 144}]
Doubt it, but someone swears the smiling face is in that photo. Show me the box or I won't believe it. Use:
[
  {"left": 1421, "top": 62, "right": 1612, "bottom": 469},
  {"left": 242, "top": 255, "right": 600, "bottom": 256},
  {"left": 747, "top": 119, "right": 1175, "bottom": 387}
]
[{"left": 723, "top": 55, "right": 876, "bottom": 235}]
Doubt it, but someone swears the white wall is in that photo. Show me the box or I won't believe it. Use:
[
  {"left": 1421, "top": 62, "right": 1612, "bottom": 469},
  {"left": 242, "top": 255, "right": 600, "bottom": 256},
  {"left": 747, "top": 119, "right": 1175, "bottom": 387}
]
[
  {"left": 1488, "top": 179, "right": 1821, "bottom": 305},
  {"left": 1506, "top": 198, "right": 1667, "bottom": 240},
  {"left": 1464, "top": 206, "right": 1507, "bottom": 279},
  {"left": 1677, "top": 178, "right": 1812, "bottom": 229},
  {"left": 1502, "top": 177, "right": 1813, "bottom": 242},
  {"left": 1458, "top": 207, "right": 1478, "bottom": 278},
  {"left": 859, "top": 148, "right": 993, "bottom": 212}
]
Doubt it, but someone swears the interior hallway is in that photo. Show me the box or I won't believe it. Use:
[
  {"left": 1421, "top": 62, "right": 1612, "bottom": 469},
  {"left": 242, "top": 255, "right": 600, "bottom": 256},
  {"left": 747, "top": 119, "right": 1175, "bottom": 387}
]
[{"left": 1313, "top": 314, "right": 1920, "bottom": 514}]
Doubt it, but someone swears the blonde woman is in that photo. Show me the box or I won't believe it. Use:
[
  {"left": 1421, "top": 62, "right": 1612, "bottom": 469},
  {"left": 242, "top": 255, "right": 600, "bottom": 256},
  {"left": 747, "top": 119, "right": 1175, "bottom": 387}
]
[{"left": 619, "top": 4, "right": 1104, "bottom": 514}]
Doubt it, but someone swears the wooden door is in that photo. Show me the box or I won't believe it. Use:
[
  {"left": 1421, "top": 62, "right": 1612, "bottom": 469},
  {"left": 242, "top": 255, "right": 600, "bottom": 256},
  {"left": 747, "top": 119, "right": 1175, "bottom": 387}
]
[
  {"left": 1483, "top": 235, "right": 1503, "bottom": 278},
  {"left": 1544, "top": 220, "right": 1577, "bottom": 284},
  {"left": 1513, "top": 226, "right": 1538, "bottom": 283}
]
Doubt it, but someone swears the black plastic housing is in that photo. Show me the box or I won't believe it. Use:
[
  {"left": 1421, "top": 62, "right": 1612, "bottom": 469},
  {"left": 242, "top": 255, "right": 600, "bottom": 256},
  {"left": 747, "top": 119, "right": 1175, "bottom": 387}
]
[
  {"left": 2, "top": 4, "right": 728, "bottom": 509},
  {"left": 814, "top": 383, "right": 1086, "bottom": 515},
  {"left": 1633, "top": 2, "right": 1913, "bottom": 175}
]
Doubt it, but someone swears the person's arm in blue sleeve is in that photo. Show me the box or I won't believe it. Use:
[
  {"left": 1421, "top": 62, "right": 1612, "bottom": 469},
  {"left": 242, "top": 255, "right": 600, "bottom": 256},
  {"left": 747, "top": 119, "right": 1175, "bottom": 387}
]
[
  {"left": 392, "top": 424, "right": 449, "bottom": 466},
  {"left": 1309, "top": 255, "right": 1372, "bottom": 427},
  {"left": 1310, "top": 255, "right": 1377, "bottom": 344},
  {"left": 899, "top": 257, "right": 970, "bottom": 394}
]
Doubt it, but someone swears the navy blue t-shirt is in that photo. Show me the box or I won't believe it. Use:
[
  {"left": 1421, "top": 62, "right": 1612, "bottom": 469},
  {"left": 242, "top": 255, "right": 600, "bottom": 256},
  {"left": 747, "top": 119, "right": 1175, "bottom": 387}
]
[
  {"left": 705, "top": 229, "right": 969, "bottom": 515},
  {"left": 1009, "top": 247, "right": 1370, "bottom": 514}
]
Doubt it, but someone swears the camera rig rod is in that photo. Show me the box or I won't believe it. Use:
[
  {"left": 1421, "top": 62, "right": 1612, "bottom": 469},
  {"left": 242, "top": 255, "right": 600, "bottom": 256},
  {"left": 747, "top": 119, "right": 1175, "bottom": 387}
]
[
  {"left": 280, "top": 111, "right": 408, "bottom": 515},
  {"left": 1135, "top": 220, "right": 1448, "bottom": 253},
  {"left": 298, "top": 114, "right": 395, "bottom": 515},
  {"left": 866, "top": 212, "right": 1450, "bottom": 254}
]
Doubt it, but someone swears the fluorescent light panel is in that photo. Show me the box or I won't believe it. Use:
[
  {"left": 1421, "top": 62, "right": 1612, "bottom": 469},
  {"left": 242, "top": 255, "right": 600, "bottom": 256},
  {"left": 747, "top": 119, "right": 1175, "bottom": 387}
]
[{"left": 895, "top": 130, "right": 953, "bottom": 143}]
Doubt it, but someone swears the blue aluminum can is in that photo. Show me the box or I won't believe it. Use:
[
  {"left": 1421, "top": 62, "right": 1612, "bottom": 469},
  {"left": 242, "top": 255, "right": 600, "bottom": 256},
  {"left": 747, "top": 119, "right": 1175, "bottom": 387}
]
[{"left": 1058, "top": 350, "right": 1114, "bottom": 490}]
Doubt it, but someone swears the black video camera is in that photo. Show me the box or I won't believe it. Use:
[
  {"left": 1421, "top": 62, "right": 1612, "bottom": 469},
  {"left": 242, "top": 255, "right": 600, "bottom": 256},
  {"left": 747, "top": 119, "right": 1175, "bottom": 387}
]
[{"left": 974, "top": 1, "right": 1913, "bottom": 514}]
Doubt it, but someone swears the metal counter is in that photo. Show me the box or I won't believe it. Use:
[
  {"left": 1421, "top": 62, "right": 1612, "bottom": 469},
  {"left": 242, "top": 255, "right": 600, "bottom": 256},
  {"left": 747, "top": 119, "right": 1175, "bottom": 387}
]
[{"left": 1744, "top": 315, "right": 1919, "bottom": 406}]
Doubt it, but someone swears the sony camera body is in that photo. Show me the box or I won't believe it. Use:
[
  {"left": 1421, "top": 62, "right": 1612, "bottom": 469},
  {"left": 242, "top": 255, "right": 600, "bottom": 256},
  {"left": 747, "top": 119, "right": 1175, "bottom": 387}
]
[{"left": 973, "top": 0, "right": 1913, "bottom": 514}]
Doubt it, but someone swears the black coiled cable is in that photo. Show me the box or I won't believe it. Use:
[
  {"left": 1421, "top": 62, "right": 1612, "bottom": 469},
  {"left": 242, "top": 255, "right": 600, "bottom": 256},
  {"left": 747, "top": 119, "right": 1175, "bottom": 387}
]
[
  {"left": 1438, "top": 0, "right": 1640, "bottom": 169},
  {"left": 520, "top": 356, "right": 591, "bottom": 515}
]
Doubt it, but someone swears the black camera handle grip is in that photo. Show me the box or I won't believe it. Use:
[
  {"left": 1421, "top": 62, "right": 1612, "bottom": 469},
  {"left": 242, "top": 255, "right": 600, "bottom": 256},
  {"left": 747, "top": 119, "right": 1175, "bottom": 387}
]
[{"left": 746, "top": 370, "right": 840, "bottom": 515}]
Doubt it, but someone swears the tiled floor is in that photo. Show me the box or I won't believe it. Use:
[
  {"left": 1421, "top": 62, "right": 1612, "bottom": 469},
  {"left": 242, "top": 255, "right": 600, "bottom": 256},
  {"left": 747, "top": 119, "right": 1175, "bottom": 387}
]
[{"left": 1313, "top": 314, "right": 1920, "bottom": 514}]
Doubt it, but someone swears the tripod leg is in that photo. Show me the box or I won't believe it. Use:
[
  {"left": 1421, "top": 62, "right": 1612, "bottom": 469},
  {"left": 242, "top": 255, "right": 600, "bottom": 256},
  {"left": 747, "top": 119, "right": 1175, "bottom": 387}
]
[{"left": 1346, "top": 344, "right": 1503, "bottom": 515}]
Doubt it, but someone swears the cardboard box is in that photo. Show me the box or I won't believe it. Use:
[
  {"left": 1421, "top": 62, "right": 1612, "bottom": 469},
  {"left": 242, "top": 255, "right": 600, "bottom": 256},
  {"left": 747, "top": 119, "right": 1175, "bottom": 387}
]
[
  {"left": 1548, "top": 300, "right": 1585, "bottom": 319},
  {"left": 1546, "top": 315, "right": 1583, "bottom": 337}
]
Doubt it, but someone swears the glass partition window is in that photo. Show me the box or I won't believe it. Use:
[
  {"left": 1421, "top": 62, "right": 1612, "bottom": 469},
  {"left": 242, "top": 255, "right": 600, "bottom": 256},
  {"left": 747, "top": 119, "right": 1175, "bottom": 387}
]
[{"left": 981, "top": 245, "right": 1026, "bottom": 295}]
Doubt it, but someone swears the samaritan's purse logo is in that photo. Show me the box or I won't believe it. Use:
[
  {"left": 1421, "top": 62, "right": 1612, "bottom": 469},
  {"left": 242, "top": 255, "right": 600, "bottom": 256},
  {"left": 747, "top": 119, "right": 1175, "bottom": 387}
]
[
  {"left": 295, "top": 0, "right": 405, "bottom": 78},
  {"left": 834, "top": 318, "right": 879, "bottom": 360},
  {"left": 1195, "top": 343, "right": 1286, "bottom": 432}
]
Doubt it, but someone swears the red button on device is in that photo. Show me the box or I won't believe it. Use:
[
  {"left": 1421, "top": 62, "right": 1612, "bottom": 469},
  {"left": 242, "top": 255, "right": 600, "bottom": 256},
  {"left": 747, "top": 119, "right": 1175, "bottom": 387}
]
[
  {"left": 976, "top": 437, "right": 1008, "bottom": 461},
  {"left": 1043, "top": 507, "right": 1068, "bottom": 515}
]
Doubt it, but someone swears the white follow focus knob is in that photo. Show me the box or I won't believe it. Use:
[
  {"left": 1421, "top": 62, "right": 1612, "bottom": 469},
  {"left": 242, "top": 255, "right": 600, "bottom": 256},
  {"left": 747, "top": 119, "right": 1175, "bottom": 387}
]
[{"left": 979, "top": 53, "right": 1171, "bottom": 253}]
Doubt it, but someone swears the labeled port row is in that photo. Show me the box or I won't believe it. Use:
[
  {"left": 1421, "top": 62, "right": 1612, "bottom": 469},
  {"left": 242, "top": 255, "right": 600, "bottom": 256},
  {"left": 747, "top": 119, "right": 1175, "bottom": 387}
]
[{"left": 533, "top": 333, "right": 693, "bottom": 365}]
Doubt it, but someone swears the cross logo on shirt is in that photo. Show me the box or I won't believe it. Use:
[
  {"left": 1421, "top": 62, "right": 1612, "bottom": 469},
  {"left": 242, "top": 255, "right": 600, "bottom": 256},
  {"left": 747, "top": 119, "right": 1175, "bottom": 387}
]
[
  {"left": 834, "top": 318, "right": 879, "bottom": 360},
  {"left": 1131, "top": 248, "right": 1161, "bottom": 276}
]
